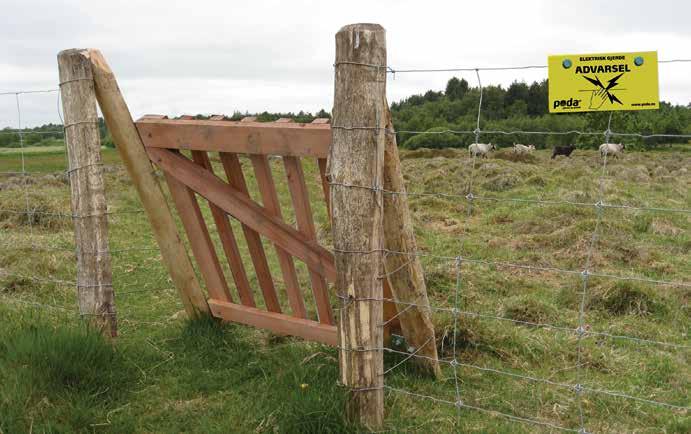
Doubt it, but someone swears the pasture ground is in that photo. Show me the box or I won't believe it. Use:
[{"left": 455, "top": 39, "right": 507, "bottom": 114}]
[{"left": 0, "top": 145, "right": 689, "bottom": 433}]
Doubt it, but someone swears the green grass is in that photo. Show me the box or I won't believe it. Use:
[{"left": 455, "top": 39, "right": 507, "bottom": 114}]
[{"left": 1, "top": 145, "right": 689, "bottom": 432}]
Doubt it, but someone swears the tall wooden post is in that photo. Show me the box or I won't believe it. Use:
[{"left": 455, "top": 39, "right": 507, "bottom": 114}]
[
  {"left": 85, "top": 49, "right": 210, "bottom": 318},
  {"left": 58, "top": 49, "right": 117, "bottom": 337},
  {"left": 331, "top": 23, "right": 386, "bottom": 428}
]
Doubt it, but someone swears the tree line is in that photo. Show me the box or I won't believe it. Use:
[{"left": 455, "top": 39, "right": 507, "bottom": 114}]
[
  {"left": 392, "top": 78, "right": 690, "bottom": 150},
  {"left": 1, "top": 79, "right": 688, "bottom": 150},
  {"left": 0, "top": 119, "right": 114, "bottom": 148}
]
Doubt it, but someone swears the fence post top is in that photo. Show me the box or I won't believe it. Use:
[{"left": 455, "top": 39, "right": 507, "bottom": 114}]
[
  {"left": 57, "top": 48, "right": 91, "bottom": 58},
  {"left": 337, "top": 23, "right": 385, "bottom": 33}
]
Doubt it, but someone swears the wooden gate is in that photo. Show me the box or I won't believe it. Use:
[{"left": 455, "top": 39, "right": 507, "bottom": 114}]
[
  {"left": 136, "top": 115, "right": 339, "bottom": 345},
  {"left": 136, "top": 115, "right": 399, "bottom": 346}
]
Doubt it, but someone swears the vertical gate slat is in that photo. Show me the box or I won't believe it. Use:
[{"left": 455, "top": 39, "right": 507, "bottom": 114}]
[
  {"left": 191, "top": 150, "right": 256, "bottom": 307},
  {"left": 250, "top": 154, "right": 308, "bottom": 319},
  {"left": 219, "top": 152, "right": 282, "bottom": 313},
  {"left": 284, "top": 156, "right": 334, "bottom": 325},
  {"left": 317, "top": 158, "right": 331, "bottom": 219},
  {"left": 163, "top": 167, "right": 233, "bottom": 303}
]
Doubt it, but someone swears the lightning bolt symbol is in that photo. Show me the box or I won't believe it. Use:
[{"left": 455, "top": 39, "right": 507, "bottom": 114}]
[
  {"left": 607, "top": 92, "right": 623, "bottom": 105},
  {"left": 605, "top": 72, "right": 624, "bottom": 91},
  {"left": 583, "top": 75, "right": 604, "bottom": 89}
]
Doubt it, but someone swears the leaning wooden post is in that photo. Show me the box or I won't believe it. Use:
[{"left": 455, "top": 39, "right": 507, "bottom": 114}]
[
  {"left": 382, "top": 106, "right": 441, "bottom": 377},
  {"left": 58, "top": 49, "right": 117, "bottom": 337},
  {"left": 84, "top": 49, "right": 210, "bottom": 318},
  {"left": 331, "top": 23, "right": 386, "bottom": 428}
]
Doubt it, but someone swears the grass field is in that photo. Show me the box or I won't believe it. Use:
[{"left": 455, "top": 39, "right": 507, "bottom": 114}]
[{"left": 0, "top": 145, "right": 689, "bottom": 433}]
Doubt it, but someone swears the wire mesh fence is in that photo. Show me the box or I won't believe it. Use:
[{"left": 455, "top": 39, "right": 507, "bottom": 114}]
[
  {"left": 331, "top": 59, "right": 689, "bottom": 432},
  {"left": 0, "top": 88, "right": 183, "bottom": 334},
  {"left": 1, "top": 55, "right": 689, "bottom": 432}
]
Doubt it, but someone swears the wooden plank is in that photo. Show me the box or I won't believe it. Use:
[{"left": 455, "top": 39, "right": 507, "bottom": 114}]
[
  {"left": 58, "top": 49, "right": 117, "bottom": 337},
  {"left": 191, "top": 151, "right": 256, "bottom": 307},
  {"left": 163, "top": 167, "right": 233, "bottom": 303},
  {"left": 148, "top": 148, "right": 336, "bottom": 282},
  {"left": 88, "top": 49, "right": 209, "bottom": 318},
  {"left": 284, "top": 156, "right": 334, "bottom": 325},
  {"left": 209, "top": 299, "right": 337, "bottom": 346},
  {"left": 317, "top": 158, "right": 331, "bottom": 219},
  {"left": 218, "top": 152, "right": 281, "bottom": 313},
  {"left": 249, "top": 154, "right": 307, "bottom": 318},
  {"left": 135, "top": 118, "right": 330, "bottom": 158}
]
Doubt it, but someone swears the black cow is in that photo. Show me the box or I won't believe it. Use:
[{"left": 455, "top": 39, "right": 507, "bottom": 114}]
[{"left": 551, "top": 145, "right": 576, "bottom": 159}]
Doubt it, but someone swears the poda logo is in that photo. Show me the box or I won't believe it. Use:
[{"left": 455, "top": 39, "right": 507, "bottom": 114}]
[{"left": 553, "top": 98, "right": 581, "bottom": 109}]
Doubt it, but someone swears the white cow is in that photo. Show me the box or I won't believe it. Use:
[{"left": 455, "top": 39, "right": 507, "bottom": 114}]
[
  {"left": 468, "top": 143, "right": 496, "bottom": 158},
  {"left": 599, "top": 143, "right": 625, "bottom": 159},
  {"left": 513, "top": 143, "right": 535, "bottom": 154}
]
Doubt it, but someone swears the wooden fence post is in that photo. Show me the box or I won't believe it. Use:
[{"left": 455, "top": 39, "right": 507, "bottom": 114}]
[
  {"left": 57, "top": 49, "right": 117, "bottom": 337},
  {"left": 382, "top": 107, "right": 441, "bottom": 377},
  {"left": 331, "top": 23, "right": 386, "bottom": 428},
  {"left": 85, "top": 49, "right": 210, "bottom": 318}
]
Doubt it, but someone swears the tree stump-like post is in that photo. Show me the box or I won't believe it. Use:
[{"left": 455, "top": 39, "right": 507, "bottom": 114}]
[
  {"left": 58, "top": 49, "right": 117, "bottom": 337},
  {"left": 331, "top": 23, "right": 387, "bottom": 428},
  {"left": 86, "top": 49, "right": 210, "bottom": 318}
]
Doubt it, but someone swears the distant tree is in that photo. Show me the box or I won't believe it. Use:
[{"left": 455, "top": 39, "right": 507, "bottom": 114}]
[
  {"left": 315, "top": 108, "right": 331, "bottom": 119},
  {"left": 527, "top": 80, "right": 548, "bottom": 116},
  {"left": 480, "top": 85, "right": 506, "bottom": 120},
  {"left": 423, "top": 90, "right": 443, "bottom": 103},
  {"left": 505, "top": 81, "right": 530, "bottom": 108},
  {"left": 445, "top": 77, "right": 469, "bottom": 101},
  {"left": 506, "top": 100, "right": 528, "bottom": 117}
]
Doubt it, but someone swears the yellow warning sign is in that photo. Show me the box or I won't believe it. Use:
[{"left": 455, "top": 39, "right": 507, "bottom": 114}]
[{"left": 548, "top": 51, "right": 659, "bottom": 113}]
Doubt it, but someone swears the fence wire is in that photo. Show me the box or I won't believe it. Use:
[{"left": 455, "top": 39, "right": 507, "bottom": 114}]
[
  {"left": 332, "top": 59, "right": 690, "bottom": 433},
  {"left": 2, "top": 56, "right": 690, "bottom": 433},
  {"left": 0, "top": 88, "right": 182, "bottom": 331}
]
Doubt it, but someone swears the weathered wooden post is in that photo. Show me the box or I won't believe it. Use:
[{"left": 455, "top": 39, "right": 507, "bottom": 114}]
[
  {"left": 331, "top": 23, "right": 387, "bottom": 428},
  {"left": 382, "top": 107, "right": 441, "bottom": 377},
  {"left": 85, "top": 49, "right": 210, "bottom": 318},
  {"left": 58, "top": 49, "right": 117, "bottom": 337}
]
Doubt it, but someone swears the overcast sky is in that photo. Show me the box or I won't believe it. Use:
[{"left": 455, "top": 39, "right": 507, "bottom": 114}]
[{"left": 1, "top": 0, "right": 689, "bottom": 127}]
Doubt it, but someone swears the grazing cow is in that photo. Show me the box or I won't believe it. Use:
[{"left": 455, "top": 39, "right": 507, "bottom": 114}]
[
  {"left": 599, "top": 143, "right": 625, "bottom": 159},
  {"left": 513, "top": 143, "right": 535, "bottom": 154},
  {"left": 551, "top": 145, "right": 576, "bottom": 159},
  {"left": 468, "top": 142, "right": 497, "bottom": 158}
]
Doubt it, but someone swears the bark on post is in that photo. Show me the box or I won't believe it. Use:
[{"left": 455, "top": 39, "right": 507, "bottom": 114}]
[
  {"left": 85, "top": 49, "right": 210, "bottom": 318},
  {"left": 57, "top": 49, "right": 117, "bottom": 337},
  {"left": 331, "top": 23, "right": 386, "bottom": 428},
  {"left": 382, "top": 107, "right": 441, "bottom": 377}
]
